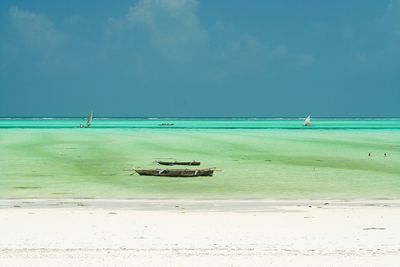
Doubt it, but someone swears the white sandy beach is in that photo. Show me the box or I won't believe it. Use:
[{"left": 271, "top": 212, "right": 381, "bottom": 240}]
[{"left": 0, "top": 199, "right": 399, "bottom": 266}]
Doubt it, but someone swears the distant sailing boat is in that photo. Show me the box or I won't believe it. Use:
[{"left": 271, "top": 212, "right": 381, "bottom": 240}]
[
  {"left": 80, "top": 111, "right": 93, "bottom": 128},
  {"left": 304, "top": 115, "right": 312, "bottom": 126}
]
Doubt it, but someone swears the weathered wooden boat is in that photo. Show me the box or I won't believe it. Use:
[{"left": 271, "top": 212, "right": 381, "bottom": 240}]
[
  {"left": 135, "top": 168, "right": 214, "bottom": 177},
  {"left": 156, "top": 160, "right": 200, "bottom": 166}
]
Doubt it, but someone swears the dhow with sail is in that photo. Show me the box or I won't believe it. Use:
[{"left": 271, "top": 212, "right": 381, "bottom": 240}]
[
  {"left": 304, "top": 115, "right": 312, "bottom": 126},
  {"left": 80, "top": 111, "right": 93, "bottom": 128}
]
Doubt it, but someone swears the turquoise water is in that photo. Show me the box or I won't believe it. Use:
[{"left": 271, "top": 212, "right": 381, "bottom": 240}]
[
  {"left": 1, "top": 118, "right": 400, "bottom": 129},
  {"left": 0, "top": 118, "right": 399, "bottom": 199}
]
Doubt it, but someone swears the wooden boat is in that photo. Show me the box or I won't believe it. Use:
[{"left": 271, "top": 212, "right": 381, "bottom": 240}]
[
  {"left": 157, "top": 160, "right": 200, "bottom": 166},
  {"left": 135, "top": 168, "right": 214, "bottom": 177}
]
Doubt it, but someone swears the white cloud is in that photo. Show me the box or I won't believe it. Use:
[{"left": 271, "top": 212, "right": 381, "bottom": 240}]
[
  {"left": 217, "top": 34, "right": 264, "bottom": 66},
  {"left": 296, "top": 53, "right": 316, "bottom": 67},
  {"left": 105, "top": 0, "right": 208, "bottom": 60},
  {"left": 383, "top": 0, "right": 400, "bottom": 32},
  {"left": 376, "top": 0, "right": 400, "bottom": 54},
  {"left": 271, "top": 45, "right": 288, "bottom": 57},
  {"left": 215, "top": 33, "right": 315, "bottom": 73},
  {"left": 8, "top": 6, "right": 66, "bottom": 48}
]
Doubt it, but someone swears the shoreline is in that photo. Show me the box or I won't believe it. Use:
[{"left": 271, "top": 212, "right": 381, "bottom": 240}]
[{"left": 2, "top": 198, "right": 400, "bottom": 211}]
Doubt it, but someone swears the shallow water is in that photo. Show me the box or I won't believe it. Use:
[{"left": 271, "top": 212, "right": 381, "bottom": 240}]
[
  {"left": 1, "top": 117, "right": 400, "bottom": 129},
  {"left": 0, "top": 118, "right": 399, "bottom": 199}
]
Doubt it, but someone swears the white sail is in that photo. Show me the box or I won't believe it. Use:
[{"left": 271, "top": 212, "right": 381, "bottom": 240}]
[
  {"left": 86, "top": 111, "right": 93, "bottom": 128},
  {"left": 304, "top": 115, "right": 311, "bottom": 126}
]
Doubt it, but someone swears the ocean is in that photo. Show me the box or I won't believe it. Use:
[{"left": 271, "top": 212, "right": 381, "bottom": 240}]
[{"left": 0, "top": 118, "right": 399, "bottom": 199}]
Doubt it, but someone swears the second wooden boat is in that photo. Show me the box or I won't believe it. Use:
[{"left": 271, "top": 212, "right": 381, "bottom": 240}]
[{"left": 156, "top": 161, "right": 200, "bottom": 166}]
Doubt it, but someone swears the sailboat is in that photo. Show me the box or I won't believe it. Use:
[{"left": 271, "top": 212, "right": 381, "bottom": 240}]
[
  {"left": 86, "top": 111, "right": 93, "bottom": 128},
  {"left": 304, "top": 115, "right": 312, "bottom": 126},
  {"left": 80, "top": 111, "right": 93, "bottom": 128}
]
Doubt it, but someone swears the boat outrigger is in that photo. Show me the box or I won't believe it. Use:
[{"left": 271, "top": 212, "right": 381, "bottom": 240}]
[
  {"left": 156, "top": 161, "right": 200, "bottom": 166},
  {"left": 134, "top": 168, "right": 214, "bottom": 177}
]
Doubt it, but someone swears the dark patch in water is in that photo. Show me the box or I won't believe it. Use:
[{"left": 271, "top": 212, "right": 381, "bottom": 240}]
[
  {"left": 264, "top": 159, "right": 272, "bottom": 162},
  {"left": 14, "top": 186, "right": 40, "bottom": 190}
]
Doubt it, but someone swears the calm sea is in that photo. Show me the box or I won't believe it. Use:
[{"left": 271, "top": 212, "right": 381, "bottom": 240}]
[
  {"left": 1, "top": 118, "right": 400, "bottom": 129},
  {"left": 1, "top": 117, "right": 399, "bottom": 199}
]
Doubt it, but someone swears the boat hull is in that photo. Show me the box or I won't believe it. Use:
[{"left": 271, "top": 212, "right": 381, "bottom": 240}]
[
  {"left": 157, "top": 161, "right": 200, "bottom": 166},
  {"left": 135, "top": 169, "right": 214, "bottom": 177}
]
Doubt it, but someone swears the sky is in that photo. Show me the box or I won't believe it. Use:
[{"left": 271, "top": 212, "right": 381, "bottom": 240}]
[{"left": 0, "top": 0, "right": 399, "bottom": 117}]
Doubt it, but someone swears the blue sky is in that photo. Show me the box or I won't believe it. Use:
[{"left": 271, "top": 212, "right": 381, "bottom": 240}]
[{"left": 0, "top": 0, "right": 399, "bottom": 117}]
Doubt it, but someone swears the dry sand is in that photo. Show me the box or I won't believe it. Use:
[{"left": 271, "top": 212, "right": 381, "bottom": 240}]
[{"left": 0, "top": 199, "right": 400, "bottom": 266}]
